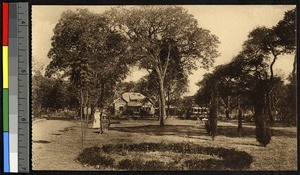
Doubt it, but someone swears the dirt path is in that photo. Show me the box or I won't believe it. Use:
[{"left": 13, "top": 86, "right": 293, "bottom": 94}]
[{"left": 32, "top": 119, "right": 96, "bottom": 170}]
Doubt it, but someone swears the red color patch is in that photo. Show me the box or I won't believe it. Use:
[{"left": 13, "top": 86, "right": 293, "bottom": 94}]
[{"left": 2, "top": 2, "right": 9, "bottom": 46}]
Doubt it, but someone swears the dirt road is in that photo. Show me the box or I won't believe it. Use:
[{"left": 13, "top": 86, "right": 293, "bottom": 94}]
[{"left": 32, "top": 119, "right": 96, "bottom": 170}]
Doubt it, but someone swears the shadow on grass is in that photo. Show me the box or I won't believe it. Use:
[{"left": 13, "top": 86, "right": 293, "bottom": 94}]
[
  {"left": 110, "top": 124, "right": 296, "bottom": 138},
  {"left": 110, "top": 124, "right": 201, "bottom": 137},
  {"left": 236, "top": 142, "right": 261, "bottom": 147},
  {"left": 33, "top": 140, "right": 51, "bottom": 144},
  {"left": 52, "top": 133, "right": 61, "bottom": 136}
]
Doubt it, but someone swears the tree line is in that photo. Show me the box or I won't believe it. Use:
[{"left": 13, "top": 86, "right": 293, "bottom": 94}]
[
  {"left": 32, "top": 6, "right": 295, "bottom": 147},
  {"left": 33, "top": 6, "right": 220, "bottom": 125},
  {"left": 195, "top": 9, "right": 296, "bottom": 146}
]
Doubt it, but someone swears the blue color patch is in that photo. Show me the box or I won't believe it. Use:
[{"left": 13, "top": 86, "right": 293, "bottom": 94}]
[{"left": 3, "top": 132, "right": 10, "bottom": 172}]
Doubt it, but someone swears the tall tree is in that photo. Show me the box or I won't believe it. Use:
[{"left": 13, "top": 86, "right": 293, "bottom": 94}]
[
  {"left": 274, "top": 9, "right": 296, "bottom": 125},
  {"left": 46, "top": 9, "right": 133, "bottom": 144},
  {"left": 107, "top": 6, "right": 220, "bottom": 126},
  {"left": 241, "top": 10, "right": 296, "bottom": 143}
]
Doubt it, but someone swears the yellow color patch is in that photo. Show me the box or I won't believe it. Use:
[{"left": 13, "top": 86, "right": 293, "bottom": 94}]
[{"left": 3, "top": 46, "right": 8, "bottom": 88}]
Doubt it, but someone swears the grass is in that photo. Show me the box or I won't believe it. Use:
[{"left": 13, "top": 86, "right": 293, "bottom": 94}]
[{"left": 32, "top": 117, "right": 297, "bottom": 171}]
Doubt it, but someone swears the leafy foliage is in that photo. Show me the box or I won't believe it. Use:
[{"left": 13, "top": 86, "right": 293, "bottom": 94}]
[
  {"left": 77, "top": 147, "right": 115, "bottom": 167},
  {"left": 274, "top": 9, "right": 296, "bottom": 54},
  {"left": 77, "top": 142, "right": 253, "bottom": 170},
  {"left": 106, "top": 6, "right": 220, "bottom": 125},
  {"left": 32, "top": 72, "right": 67, "bottom": 116},
  {"left": 195, "top": 8, "right": 296, "bottom": 146}
]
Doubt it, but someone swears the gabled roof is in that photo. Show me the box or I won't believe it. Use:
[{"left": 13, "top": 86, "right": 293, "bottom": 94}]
[
  {"left": 113, "top": 97, "right": 126, "bottom": 104},
  {"left": 122, "top": 92, "right": 146, "bottom": 102},
  {"left": 114, "top": 92, "right": 155, "bottom": 106}
]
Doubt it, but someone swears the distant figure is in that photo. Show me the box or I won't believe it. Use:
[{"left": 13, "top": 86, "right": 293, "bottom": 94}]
[{"left": 92, "top": 109, "right": 101, "bottom": 129}]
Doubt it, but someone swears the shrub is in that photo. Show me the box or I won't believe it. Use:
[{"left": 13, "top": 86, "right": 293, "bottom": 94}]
[
  {"left": 117, "top": 159, "right": 134, "bottom": 170},
  {"left": 102, "top": 144, "right": 114, "bottom": 153},
  {"left": 76, "top": 147, "right": 115, "bottom": 167},
  {"left": 117, "top": 159, "right": 144, "bottom": 170},
  {"left": 184, "top": 158, "right": 221, "bottom": 170},
  {"left": 77, "top": 142, "right": 253, "bottom": 170},
  {"left": 143, "top": 160, "right": 165, "bottom": 171}
]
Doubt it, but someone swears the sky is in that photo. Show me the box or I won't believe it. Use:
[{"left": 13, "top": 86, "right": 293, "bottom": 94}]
[{"left": 32, "top": 5, "right": 295, "bottom": 96}]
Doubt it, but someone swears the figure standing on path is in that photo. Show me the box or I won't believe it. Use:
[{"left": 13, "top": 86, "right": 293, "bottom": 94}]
[{"left": 92, "top": 108, "right": 101, "bottom": 129}]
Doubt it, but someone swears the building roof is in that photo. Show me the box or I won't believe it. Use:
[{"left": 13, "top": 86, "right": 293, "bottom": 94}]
[
  {"left": 127, "top": 101, "right": 143, "bottom": 107},
  {"left": 122, "top": 92, "right": 146, "bottom": 102},
  {"left": 114, "top": 92, "right": 155, "bottom": 106},
  {"left": 113, "top": 97, "right": 126, "bottom": 104}
]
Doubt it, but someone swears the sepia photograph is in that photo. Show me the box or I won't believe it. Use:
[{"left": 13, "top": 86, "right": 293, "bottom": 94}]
[{"left": 32, "top": 5, "right": 296, "bottom": 171}]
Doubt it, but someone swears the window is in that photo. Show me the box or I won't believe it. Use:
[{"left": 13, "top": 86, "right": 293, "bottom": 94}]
[
  {"left": 119, "top": 106, "right": 124, "bottom": 111},
  {"left": 193, "top": 108, "right": 198, "bottom": 113}
]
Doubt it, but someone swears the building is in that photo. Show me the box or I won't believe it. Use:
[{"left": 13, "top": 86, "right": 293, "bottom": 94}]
[
  {"left": 155, "top": 105, "right": 181, "bottom": 116},
  {"left": 190, "top": 105, "right": 209, "bottom": 119},
  {"left": 113, "top": 92, "right": 155, "bottom": 116}
]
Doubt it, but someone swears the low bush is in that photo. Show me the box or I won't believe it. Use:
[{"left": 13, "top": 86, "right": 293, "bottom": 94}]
[
  {"left": 117, "top": 159, "right": 144, "bottom": 170},
  {"left": 143, "top": 160, "right": 165, "bottom": 171},
  {"left": 76, "top": 147, "right": 114, "bottom": 167},
  {"left": 76, "top": 142, "right": 253, "bottom": 170},
  {"left": 102, "top": 144, "right": 114, "bottom": 153}
]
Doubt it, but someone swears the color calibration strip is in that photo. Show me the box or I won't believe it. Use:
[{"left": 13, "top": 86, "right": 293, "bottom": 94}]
[
  {"left": 3, "top": 2, "right": 10, "bottom": 173},
  {"left": 2, "top": 2, "right": 29, "bottom": 173},
  {"left": 9, "top": 2, "right": 19, "bottom": 173},
  {"left": 17, "top": 2, "right": 30, "bottom": 173}
]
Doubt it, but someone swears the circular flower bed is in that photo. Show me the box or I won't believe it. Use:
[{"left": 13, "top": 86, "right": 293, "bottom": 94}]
[{"left": 76, "top": 142, "right": 253, "bottom": 170}]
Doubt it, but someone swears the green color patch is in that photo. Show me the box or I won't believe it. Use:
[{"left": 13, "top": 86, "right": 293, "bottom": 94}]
[{"left": 3, "top": 89, "right": 9, "bottom": 131}]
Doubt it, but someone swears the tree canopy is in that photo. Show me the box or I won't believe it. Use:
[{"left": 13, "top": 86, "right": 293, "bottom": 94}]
[{"left": 106, "top": 6, "right": 220, "bottom": 125}]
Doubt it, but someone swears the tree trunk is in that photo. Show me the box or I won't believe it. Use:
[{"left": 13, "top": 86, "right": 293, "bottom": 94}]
[
  {"left": 237, "top": 97, "right": 243, "bottom": 137},
  {"left": 167, "top": 88, "right": 170, "bottom": 119},
  {"left": 99, "top": 82, "right": 105, "bottom": 134},
  {"left": 225, "top": 109, "right": 230, "bottom": 119},
  {"left": 208, "top": 87, "right": 218, "bottom": 141},
  {"left": 268, "top": 54, "right": 278, "bottom": 124},
  {"left": 158, "top": 95, "right": 161, "bottom": 121},
  {"left": 292, "top": 54, "right": 296, "bottom": 75},
  {"left": 91, "top": 104, "right": 95, "bottom": 116},
  {"left": 80, "top": 88, "right": 83, "bottom": 148},
  {"left": 107, "top": 111, "right": 111, "bottom": 129},
  {"left": 158, "top": 78, "right": 166, "bottom": 126},
  {"left": 254, "top": 81, "right": 271, "bottom": 147},
  {"left": 267, "top": 86, "right": 274, "bottom": 124},
  {"left": 85, "top": 92, "right": 89, "bottom": 128},
  {"left": 225, "top": 97, "right": 230, "bottom": 119},
  {"left": 99, "top": 108, "right": 104, "bottom": 134},
  {"left": 77, "top": 107, "right": 81, "bottom": 119}
]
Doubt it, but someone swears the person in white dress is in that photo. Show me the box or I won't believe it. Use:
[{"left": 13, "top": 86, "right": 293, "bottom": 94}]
[{"left": 92, "top": 108, "right": 101, "bottom": 129}]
